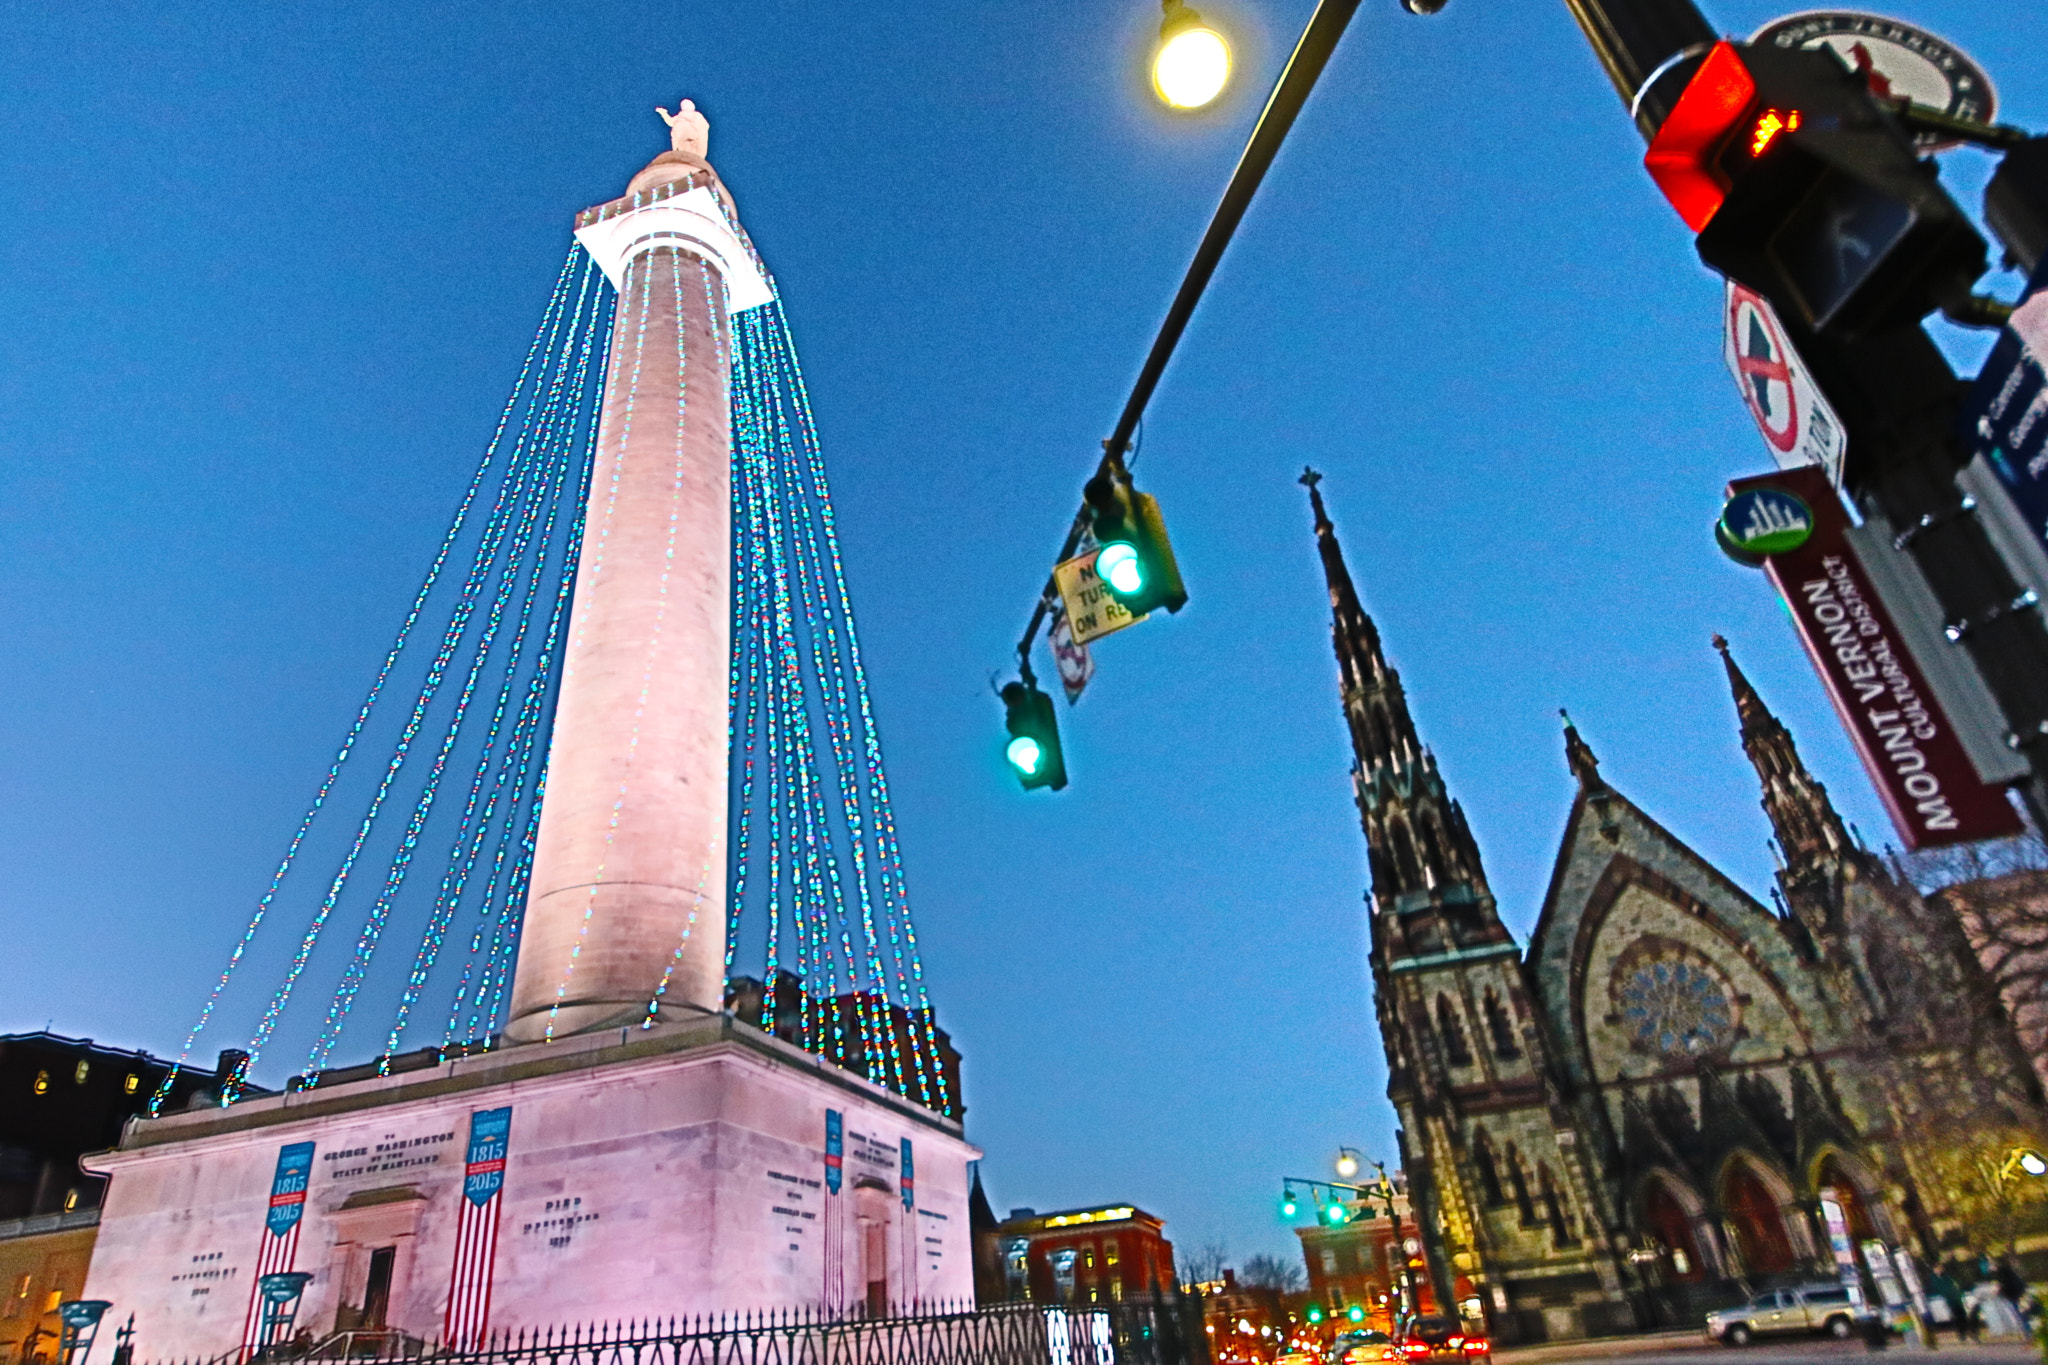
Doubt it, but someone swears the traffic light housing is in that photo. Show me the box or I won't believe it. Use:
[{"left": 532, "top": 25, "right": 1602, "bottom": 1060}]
[
  {"left": 1000, "top": 680, "right": 1067, "bottom": 791},
  {"left": 1084, "top": 468, "right": 1188, "bottom": 617},
  {"left": 1644, "top": 41, "right": 1986, "bottom": 338}
]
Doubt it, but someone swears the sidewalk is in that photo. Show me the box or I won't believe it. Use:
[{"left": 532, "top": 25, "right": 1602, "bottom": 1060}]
[{"left": 1491, "top": 1328, "right": 1718, "bottom": 1364}]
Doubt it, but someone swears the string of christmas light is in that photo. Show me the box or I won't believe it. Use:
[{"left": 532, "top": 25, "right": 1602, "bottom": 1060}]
[
  {"left": 758, "top": 318, "right": 910, "bottom": 1098},
  {"left": 307, "top": 266, "right": 604, "bottom": 1075},
  {"left": 762, "top": 298, "right": 949, "bottom": 1111},
  {"left": 540, "top": 246, "right": 659, "bottom": 1043},
  {"left": 238, "top": 257, "right": 591, "bottom": 1091},
  {"left": 372, "top": 266, "right": 612, "bottom": 1067},
  {"left": 175, "top": 223, "right": 951, "bottom": 1116},
  {"left": 151, "top": 247, "right": 583, "bottom": 1113},
  {"left": 724, "top": 279, "right": 948, "bottom": 1109}
]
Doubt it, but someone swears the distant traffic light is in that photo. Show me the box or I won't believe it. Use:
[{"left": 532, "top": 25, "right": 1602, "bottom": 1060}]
[
  {"left": 1347, "top": 1304, "right": 1366, "bottom": 1324},
  {"left": 1305, "top": 1305, "right": 1325, "bottom": 1325},
  {"left": 1322, "top": 1201, "right": 1349, "bottom": 1225},
  {"left": 1083, "top": 468, "right": 1188, "bottom": 618},
  {"left": 1000, "top": 680, "right": 1066, "bottom": 791},
  {"left": 1643, "top": 40, "right": 1986, "bottom": 338},
  {"left": 1280, "top": 1188, "right": 1299, "bottom": 1218}
]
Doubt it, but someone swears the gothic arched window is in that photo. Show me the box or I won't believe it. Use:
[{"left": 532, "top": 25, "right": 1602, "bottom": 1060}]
[
  {"left": 1483, "top": 989, "right": 1520, "bottom": 1060},
  {"left": 1505, "top": 1145, "right": 1537, "bottom": 1225},
  {"left": 1371, "top": 703, "right": 1394, "bottom": 757},
  {"left": 1539, "top": 1167, "right": 1577, "bottom": 1247},
  {"left": 1391, "top": 821, "right": 1423, "bottom": 890},
  {"left": 1418, "top": 816, "right": 1448, "bottom": 882},
  {"left": 1472, "top": 1130, "right": 1504, "bottom": 1206},
  {"left": 1436, "top": 995, "right": 1472, "bottom": 1068}
]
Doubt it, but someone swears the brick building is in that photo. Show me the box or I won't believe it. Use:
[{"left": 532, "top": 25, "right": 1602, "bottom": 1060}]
[{"left": 993, "top": 1204, "right": 1175, "bottom": 1305}]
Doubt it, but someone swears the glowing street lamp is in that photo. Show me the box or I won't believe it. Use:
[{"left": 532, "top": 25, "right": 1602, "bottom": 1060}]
[
  {"left": 1335, "top": 1147, "right": 1361, "bottom": 1179},
  {"left": 1153, "top": 0, "right": 1231, "bottom": 109}
]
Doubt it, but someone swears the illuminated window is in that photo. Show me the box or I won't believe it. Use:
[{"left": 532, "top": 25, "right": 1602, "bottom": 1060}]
[
  {"left": 1083, "top": 1248, "right": 1095, "bottom": 1270},
  {"left": 1105, "top": 1240, "right": 1120, "bottom": 1266},
  {"left": 74, "top": 1060, "right": 89, "bottom": 1085},
  {"left": 43, "top": 1290, "right": 62, "bottom": 1313},
  {"left": 123, "top": 1074, "right": 139, "bottom": 1095},
  {"left": 32, "top": 1071, "right": 48, "bottom": 1096},
  {"left": 62, "top": 1189, "right": 79, "bottom": 1213}
]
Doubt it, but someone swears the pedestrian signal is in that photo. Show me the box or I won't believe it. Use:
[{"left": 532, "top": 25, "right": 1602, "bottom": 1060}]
[{"left": 1643, "top": 40, "right": 1985, "bottom": 338}]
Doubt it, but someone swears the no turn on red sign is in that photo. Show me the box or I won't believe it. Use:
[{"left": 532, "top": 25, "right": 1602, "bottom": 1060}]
[{"left": 1723, "top": 281, "right": 1848, "bottom": 487}]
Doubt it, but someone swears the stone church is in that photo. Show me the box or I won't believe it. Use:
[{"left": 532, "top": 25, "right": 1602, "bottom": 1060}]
[{"left": 1302, "top": 475, "right": 2045, "bottom": 1343}]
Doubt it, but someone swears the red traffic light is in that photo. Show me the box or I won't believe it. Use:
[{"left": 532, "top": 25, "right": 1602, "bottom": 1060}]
[{"left": 1644, "top": 41, "right": 1757, "bottom": 231}]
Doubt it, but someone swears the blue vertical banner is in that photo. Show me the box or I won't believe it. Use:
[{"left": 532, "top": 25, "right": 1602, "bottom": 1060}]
[
  {"left": 1964, "top": 257, "right": 2048, "bottom": 537},
  {"left": 824, "top": 1110, "right": 843, "bottom": 1194},
  {"left": 462, "top": 1107, "right": 511, "bottom": 1207},
  {"left": 900, "top": 1138, "right": 914, "bottom": 1210},
  {"left": 265, "top": 1143, "right": 314, "bottom": 1237}
]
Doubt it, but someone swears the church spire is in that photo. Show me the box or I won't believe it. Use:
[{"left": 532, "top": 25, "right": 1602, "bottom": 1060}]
[
  {"left": 1713, "top": 634, "right": 1855, "bottom": 931},
  {"left": 1304, "top": 471, "right": 1503, "bottom": 954}
]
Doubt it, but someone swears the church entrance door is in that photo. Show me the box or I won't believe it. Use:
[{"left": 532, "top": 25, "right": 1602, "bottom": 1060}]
[
  {"left": 1721, "top": 1161, "right": 1796, "bottom": 1275},
  {"left": 1643, "top": 1181, "right": 1705, "bottom": 1281}
]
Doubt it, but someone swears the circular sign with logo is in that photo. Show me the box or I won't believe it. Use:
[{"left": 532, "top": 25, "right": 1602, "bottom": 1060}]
[
  {"left": 1720, "top": 487, "right": 1815, "bottom": 558},
  {"left": 1752, "top": 12, "right": 1995, "bottom": 148}
]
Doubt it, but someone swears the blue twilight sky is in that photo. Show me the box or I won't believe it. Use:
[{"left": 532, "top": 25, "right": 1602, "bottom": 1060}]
[{"left": 3, "top": 0, "right": 2045, "bottom": 1268}]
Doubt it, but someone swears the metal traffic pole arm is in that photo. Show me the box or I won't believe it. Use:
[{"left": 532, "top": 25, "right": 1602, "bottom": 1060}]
[{"left": 1014, "top": 0, "right": 1364, "bottom": 668}]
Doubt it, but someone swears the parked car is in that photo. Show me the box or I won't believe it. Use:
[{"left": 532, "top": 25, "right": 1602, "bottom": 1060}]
[
  {"left": 1390, "top": 1316, "right": 1490, "bottom": 1361},
  {"left": 1707, "top": 1285, "right": 1863, "bottom": 1345}
]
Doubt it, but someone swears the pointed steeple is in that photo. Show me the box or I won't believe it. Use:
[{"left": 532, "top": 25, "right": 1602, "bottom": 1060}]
[
  {"left": 1713, "top": 635, "right": 1855, "bottom": 934},
  {"left": 1560, "top": 709, "right": 1606, "bottom": 791},
  {"left": 1304, "top": 472, "right": 1506, "bottom": 960}
]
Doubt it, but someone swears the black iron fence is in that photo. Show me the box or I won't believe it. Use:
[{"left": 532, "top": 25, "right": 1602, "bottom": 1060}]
[{"left": 148, "top": 1296, "right": 1208, "bottom": 1365}]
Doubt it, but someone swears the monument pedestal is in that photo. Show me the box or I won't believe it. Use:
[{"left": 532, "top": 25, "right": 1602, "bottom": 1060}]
[{"left": 83, "top": 1022, "right": 977, "bottom": 1358}]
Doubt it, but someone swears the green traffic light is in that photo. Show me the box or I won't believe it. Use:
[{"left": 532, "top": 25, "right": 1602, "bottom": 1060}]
[
  {"left": 1006, "top": 734, "right": 1044, "bottom": 775},
  {"left": 1280, "top": 1192, "right": 1298, "bottom": 1217},
  {"left": 1347, "top": 1305, "right": 1365, "bottom": 1323},
  {"left": 1306, "top": 1305, "right": 1324, "bottom": 1325},
  {"left": 1324, "top": 1202, "right": 1348, "bottom": 1225},
  {"left": 1096, "top": 541, "right": 1144, "bottom": 596}
]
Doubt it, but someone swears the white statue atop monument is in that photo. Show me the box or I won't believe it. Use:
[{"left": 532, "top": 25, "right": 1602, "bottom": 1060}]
[{"left": 656, "top": 98, "right": 709, "bottom": 158}]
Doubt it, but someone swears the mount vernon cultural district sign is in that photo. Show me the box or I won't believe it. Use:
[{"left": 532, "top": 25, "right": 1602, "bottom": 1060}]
[{"left": 1727, "top": 466, "right": 2019, "bottom": 847}]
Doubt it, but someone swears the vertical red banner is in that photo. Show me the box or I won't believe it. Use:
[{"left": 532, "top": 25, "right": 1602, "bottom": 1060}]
[
  {"left": 444, "top": 1107, "right": 511, "bottom": 1351},
  {"left": 1730, "top": 465, "right": 2020, "bottom": 848}
]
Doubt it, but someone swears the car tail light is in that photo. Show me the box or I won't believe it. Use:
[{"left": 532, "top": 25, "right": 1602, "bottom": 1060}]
[{"left": 1461, "top": 1341, "right": 1489, "bottom": 1354}]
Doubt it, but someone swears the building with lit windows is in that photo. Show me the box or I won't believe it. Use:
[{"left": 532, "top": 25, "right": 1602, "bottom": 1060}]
[
  {"left": 0, "top": 1033, "right": 235, "bottom": 1362},
  {"left": 992, "top": 1204, "right": 1175, "bottom": 1304},
  {"left": 1294, "top": 1186, "right": 1436, "bottom": 1334}
]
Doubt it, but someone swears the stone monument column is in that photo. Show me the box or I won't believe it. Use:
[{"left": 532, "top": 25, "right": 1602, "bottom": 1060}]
[{"left": 504, "top": 103, "right": 770, "bottom": 1042}]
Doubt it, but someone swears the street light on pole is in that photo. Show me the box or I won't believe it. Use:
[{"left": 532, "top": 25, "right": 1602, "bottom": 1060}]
[{"left": 1153, "top": 0, "right": 1232, "bottom": 110}]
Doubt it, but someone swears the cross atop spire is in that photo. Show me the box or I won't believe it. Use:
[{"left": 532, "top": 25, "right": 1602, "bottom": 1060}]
[{"left": 1561, "top": 708, "right": 1606, "bottom": 791}]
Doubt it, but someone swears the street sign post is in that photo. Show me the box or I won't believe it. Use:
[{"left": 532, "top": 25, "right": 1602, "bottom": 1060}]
[
  {"left": 1048, "top": 608, "right": 1094, "bottom": 704},
  {"left": 1054, "top": 549, "right": 1145, "bottom": 646},
  {"left": 1724, "top": 281, "right": 1848, "bottom": 485},
  {"left": 1726, "top": 465, "right": 2021, "bottom": 848}
]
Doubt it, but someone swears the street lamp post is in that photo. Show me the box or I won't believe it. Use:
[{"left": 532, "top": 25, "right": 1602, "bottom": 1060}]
[
  {"left": 1011, "top": 0, "right": 1364, "bottom": 680},
  {"left": 1279, "top": 1166, "right": 1420, "bottom": 1331}
]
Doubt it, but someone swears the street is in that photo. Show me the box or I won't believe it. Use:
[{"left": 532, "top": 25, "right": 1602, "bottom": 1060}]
[{"left": 1497, "top": 1340, "right": 2040, "bottom": 1365}]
